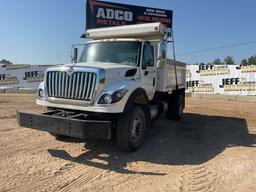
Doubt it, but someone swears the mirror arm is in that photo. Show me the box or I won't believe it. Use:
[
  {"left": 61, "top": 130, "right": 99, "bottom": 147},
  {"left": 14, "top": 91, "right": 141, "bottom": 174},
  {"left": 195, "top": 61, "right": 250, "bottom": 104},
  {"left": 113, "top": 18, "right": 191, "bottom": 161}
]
[{"left": 72, "top": 47, "right": 78, "bottom": 63}]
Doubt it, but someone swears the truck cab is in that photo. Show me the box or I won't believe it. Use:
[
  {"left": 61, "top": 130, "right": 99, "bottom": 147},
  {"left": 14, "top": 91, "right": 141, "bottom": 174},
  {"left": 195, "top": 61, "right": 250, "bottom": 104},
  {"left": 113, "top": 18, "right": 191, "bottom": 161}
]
[
  {"left": 17, "top": 22, "right": 186, "bottom": 152},
  {"left": 79, "top": 39, "right": 157, "bottom": 100}
]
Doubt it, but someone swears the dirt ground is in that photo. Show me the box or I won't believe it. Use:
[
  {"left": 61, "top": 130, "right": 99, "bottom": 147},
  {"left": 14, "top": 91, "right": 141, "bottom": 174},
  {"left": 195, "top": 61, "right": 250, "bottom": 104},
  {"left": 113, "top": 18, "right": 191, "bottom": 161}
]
[{"left": 0, "top": 93, "right": 256, "bottom": 192}]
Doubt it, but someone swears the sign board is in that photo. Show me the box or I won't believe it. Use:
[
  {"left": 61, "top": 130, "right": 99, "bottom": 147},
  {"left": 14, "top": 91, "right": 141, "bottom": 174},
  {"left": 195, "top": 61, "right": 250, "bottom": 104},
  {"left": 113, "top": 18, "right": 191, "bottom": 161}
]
[
  {"left": 0, "top": 64, "right": 55, "bottom": 89},
  {"left": 186, "top": 64, "right": 256, "bottom": 96},
  {"left": 86, "top": 0, "right": 173, "bottom": 30}
]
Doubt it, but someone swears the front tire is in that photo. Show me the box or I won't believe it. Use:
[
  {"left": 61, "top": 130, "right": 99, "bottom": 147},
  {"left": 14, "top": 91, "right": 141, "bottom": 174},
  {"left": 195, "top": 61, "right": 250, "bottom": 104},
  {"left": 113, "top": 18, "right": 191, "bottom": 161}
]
[{"left": 116, "top": 105, "right": 146, "bottom": 152}]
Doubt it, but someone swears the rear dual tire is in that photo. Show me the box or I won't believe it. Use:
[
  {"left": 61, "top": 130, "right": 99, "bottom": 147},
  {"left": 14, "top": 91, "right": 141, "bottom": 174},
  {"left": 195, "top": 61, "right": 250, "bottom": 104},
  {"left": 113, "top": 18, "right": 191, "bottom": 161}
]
[{"left": 167, "top": 92, "right": 184, "bottom": 120}]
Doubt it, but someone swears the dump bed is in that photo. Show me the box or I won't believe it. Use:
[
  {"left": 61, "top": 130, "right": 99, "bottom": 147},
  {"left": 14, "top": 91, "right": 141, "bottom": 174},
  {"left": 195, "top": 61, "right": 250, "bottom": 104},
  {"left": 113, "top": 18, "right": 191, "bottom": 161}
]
[{"left": 156, "top": 59, "right": 186, "bottom": 93}]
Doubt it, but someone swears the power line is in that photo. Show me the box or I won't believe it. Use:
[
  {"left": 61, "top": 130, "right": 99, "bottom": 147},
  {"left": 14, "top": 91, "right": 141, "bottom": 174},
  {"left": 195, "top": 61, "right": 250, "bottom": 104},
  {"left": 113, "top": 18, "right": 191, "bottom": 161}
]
[{"left": 177, "top": 40, "right": 256, "bottom": 56}]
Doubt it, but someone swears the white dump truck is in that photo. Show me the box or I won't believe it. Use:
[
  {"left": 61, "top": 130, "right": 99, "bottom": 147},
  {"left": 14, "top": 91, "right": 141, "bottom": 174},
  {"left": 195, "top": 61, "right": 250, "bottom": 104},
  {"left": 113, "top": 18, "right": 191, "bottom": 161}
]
[{"left": 17, "top": 0, "right": 186, "bottom": 152}]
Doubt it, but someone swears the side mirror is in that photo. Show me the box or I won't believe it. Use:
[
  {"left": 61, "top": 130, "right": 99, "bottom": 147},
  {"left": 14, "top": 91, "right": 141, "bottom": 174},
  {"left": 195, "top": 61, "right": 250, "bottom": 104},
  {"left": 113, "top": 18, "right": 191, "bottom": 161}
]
[
  {"left": 157, "top": 43, "right": 167, "bottom": 60},
  {"left": 72, "top": 47, "right": 78, "bottom": 63}
]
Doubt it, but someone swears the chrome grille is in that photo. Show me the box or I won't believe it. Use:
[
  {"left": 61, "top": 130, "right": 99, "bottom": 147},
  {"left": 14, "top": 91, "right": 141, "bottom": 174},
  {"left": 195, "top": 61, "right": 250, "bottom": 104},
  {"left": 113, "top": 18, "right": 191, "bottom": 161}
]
[{"left": 46, "top": 71, "right": 97, "bottom": 101}]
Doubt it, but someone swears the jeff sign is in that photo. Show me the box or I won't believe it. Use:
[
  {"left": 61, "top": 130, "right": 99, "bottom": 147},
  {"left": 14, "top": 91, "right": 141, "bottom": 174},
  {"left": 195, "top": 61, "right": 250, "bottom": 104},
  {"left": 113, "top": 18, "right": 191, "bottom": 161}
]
[{"left": 86, "top": 0, "right": 173, "bottom": 30}]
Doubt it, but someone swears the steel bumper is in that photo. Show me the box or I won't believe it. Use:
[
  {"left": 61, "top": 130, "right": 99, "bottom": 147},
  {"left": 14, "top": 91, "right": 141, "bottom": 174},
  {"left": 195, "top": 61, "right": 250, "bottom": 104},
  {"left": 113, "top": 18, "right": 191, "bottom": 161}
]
[{"left": 16, "top": 110, "right": 112, "bottom": 140}]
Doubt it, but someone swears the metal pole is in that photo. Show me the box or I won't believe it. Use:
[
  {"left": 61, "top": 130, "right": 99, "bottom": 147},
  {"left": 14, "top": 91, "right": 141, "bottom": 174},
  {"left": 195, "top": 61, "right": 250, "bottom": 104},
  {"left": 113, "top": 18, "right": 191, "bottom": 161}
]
[{"left": 171, "top": 30, "right": 179, "bottom": 90}]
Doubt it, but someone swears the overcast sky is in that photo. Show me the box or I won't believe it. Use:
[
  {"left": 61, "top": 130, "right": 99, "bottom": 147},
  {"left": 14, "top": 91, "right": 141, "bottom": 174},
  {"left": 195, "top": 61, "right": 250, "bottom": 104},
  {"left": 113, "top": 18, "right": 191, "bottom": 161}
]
[{"left": 0, "top": 0, "right": 256, "bottom": 64}]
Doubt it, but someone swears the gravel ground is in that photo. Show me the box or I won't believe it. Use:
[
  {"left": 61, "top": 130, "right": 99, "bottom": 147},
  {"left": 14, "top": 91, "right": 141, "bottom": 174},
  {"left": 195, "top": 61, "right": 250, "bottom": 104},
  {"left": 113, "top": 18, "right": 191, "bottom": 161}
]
[{"left": 0, "top": 93, "right": 256, "bottom": 192}]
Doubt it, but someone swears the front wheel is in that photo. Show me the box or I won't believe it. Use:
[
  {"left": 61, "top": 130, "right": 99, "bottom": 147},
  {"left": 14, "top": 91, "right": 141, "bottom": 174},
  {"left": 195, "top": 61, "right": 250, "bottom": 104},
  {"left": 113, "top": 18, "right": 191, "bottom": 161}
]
[{"left": 116, "top": 106, "right": 146, "bottom": 152}]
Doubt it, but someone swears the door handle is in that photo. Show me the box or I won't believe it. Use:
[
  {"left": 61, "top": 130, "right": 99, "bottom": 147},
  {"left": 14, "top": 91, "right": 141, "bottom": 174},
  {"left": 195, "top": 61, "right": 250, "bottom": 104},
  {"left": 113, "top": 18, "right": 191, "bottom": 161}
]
[{"left": 144, "top": 71, "right": 149, "bottom": 76}]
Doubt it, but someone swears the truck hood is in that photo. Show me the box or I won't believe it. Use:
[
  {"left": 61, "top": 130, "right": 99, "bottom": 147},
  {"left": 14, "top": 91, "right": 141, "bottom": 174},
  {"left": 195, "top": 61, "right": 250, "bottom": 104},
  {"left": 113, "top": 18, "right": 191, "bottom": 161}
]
[{"left": 69, "top": 62, "right": 138, "bottom": 80}]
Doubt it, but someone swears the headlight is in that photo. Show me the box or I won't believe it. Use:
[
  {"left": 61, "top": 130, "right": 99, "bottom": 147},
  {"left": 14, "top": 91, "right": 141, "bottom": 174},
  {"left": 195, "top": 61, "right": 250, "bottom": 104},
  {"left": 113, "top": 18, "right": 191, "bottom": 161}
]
[
  {"left": 38, "top": 88, "right": 45, "bottom": 98},
  {"left": 114, "top": 91, "right": 126, "bottom": 99},
  {"left": 98, "top": 87, "right": 128, "bottom": 104},
  {"left": 103, "top": 94, "right": 113, "bottom": 104}
]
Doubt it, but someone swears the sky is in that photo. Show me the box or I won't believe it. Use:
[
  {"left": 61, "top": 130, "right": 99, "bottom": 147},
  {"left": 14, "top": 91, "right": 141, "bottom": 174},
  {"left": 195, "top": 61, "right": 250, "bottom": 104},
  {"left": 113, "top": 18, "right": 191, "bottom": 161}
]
[{"left": 0, "top": 0, "right": 256, "bottom": 65}]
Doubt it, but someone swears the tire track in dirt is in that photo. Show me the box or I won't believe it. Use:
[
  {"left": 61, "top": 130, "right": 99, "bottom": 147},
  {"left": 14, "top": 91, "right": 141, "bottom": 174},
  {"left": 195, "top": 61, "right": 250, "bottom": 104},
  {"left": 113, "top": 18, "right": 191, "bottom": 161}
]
[
  {"left": 179, "top": 165, "right": 220, "bottom": 192},
  {"left": 0, "top": 138, "right": 61, "bottom": 161},
  {"left": 9, "top": 165, "right": 106, "bottom": 192},
  {"left": 1, "top": 139, "right": 110, "bottom": 192},
  {"left": 0, "top": 140, "right": 84, "bottom": 173},
  {"left": 59, "top": 167, "right": 107, "bottom": 192},
  {"left": 0, "top": 131, "right": 84, "bottom": 161},
  {"left": 86, "top": 171, "right": 145, "bottom": 192},
  {"left": 0, "top": 146, "right": 74, "bottom": 191},
  {"left": 4, "top": 149, "right": 84, "bottom": 191},
  {"left": 106, "top": 174, "right": 143, "bottom": 192},
  {"left": 0, "top": 137, "right": 86, "bottom": 192},
  {"left": 81, "top": 160, "right": 173, "bottom": 192}
]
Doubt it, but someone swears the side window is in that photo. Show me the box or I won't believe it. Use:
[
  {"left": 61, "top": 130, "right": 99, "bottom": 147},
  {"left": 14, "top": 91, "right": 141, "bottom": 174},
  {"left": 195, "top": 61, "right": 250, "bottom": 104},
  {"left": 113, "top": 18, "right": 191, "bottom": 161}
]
[{"left": 143, "top": 44, "right": 154, "bottom": 68}]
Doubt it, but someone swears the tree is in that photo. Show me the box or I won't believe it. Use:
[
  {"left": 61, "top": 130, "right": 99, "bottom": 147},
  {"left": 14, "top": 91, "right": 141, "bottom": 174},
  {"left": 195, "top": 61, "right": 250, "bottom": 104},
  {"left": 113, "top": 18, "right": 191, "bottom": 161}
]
[
  {"left": 0, "top": 59, "right": 13, "bottom": 65},
  {"left": 213, "top": 58, "right": 222, "bottom": 65},
  {"left": 240, "top": 59, "right": 248, "bottom": 66},
  {"left": 248, "top": 55, "right": 256, "bottom": 65},
  {"left": 224, "top": 56, "right": 235, "bottom": 65}
]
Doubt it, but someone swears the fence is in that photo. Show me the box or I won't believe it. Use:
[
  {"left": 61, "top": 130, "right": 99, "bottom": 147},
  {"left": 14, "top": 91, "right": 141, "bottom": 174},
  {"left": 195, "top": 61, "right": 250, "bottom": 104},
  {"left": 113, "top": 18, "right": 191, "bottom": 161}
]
[
  {"left": 187, "top": 64, "right": 256, "bottom": 96},
  {"left": 0, "top": 64, "right": 54, "bottom": 89},
  {"left": 1, "top": 63, "right": 256, "bottom": 96}
]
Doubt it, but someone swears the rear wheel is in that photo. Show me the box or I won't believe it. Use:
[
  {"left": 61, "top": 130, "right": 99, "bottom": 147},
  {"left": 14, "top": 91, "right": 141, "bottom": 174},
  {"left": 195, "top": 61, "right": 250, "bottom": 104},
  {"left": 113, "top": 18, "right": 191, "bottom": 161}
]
[
  {"left": 166, "top": 92, "right": 184, "bottom": 120},
  {"left": 116, "top": 105, "right": 146, "bottom": 152}
]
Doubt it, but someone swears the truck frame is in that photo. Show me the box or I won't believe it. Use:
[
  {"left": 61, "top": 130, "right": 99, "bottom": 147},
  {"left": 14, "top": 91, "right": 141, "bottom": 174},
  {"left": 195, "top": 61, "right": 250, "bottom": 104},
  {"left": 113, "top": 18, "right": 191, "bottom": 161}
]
[{"left": 17, "top": 22, "right": 186, "bottom": 152}]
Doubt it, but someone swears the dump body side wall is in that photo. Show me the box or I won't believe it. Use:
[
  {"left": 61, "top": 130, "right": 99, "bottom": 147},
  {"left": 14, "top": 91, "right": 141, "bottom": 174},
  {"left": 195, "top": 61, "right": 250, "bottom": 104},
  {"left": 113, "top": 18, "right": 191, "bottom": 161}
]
[{"left": 156, "top": 59, "right": 186, "bottom": 93}]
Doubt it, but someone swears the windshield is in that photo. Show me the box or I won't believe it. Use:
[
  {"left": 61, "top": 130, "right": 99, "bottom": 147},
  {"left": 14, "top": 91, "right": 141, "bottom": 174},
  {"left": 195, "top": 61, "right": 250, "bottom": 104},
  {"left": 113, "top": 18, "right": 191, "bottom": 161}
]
[{"left": 78, "top": 41, "right": 141, "bottom": 67}]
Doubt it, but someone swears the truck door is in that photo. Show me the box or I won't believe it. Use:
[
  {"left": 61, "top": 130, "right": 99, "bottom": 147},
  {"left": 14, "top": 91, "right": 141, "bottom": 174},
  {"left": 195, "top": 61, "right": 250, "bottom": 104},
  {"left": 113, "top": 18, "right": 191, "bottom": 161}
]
[{"left": 141, "top": 43, "right": 157, "bottom": 100}]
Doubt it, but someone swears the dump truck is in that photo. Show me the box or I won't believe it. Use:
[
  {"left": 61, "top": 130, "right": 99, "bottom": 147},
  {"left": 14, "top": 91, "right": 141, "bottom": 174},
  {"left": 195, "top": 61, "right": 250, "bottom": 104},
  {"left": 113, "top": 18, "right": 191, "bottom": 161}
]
[{"left": 17, "top": 1, "right": 186, "bottom": 152}]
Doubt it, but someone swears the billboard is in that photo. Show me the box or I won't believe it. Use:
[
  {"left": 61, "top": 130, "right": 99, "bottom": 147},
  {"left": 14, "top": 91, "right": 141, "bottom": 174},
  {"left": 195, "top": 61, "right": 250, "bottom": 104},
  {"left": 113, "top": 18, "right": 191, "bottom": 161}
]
[
  {"left": 86, "top": 0, "right": 173, "bottom": 30},
  {"left": 186, "top": 64, "right": 256, "bottom": 96},
  {"left": 0, "top": 64, "right": 54, "bottom": 89}
]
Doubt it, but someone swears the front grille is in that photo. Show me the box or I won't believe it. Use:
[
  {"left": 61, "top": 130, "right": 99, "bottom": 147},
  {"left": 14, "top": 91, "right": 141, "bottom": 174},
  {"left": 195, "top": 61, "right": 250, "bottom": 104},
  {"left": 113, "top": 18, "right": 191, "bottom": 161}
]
[{"left": 46, "top": 71, "right": 97, "bottom": 101}]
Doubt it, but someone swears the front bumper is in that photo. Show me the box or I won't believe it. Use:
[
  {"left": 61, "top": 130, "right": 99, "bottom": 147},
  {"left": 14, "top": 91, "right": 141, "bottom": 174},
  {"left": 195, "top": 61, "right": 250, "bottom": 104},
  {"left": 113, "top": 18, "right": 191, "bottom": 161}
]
[{"left": 16, "top": 110, "right": 112, "bottom": 140}]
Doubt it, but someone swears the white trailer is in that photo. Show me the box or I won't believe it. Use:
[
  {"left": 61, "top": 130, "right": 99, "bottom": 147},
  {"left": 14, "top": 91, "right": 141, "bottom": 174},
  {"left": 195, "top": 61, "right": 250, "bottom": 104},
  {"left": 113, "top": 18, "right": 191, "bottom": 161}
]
[{"left": 17, "top": 21, "right": 186, "bottom": 152}]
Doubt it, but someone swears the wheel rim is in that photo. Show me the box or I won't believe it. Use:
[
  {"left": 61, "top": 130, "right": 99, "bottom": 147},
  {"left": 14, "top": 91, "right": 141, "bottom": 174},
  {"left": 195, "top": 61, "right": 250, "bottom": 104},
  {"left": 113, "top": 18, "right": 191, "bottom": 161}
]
[{"left": 131, "top": 115, "right": 144, "bottom": 143}]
